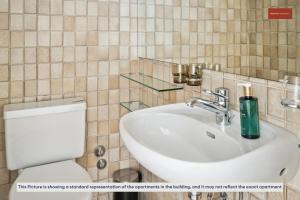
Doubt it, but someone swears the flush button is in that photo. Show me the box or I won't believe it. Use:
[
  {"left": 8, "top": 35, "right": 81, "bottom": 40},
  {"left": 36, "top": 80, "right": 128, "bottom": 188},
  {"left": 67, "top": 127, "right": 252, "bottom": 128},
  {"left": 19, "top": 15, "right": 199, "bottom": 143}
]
[
  {"left": 94, "top": 145, "right": 106, "bottom": 157},
  {"left": 97, "top": 159, "right": 107, "bottom": 169}
]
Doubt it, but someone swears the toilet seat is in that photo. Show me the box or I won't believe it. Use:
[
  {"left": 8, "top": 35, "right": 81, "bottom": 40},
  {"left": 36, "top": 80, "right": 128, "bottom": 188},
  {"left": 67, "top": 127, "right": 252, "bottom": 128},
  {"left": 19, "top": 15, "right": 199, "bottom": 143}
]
[{"left": 10, "top": 160, "right": 92, "bottom": 200}]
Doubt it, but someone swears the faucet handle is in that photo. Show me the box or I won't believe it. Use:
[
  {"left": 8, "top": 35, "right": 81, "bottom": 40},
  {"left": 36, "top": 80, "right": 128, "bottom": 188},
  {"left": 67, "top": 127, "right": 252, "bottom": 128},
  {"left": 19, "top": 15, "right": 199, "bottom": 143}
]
[
  {"left": 202, "top": 88, "right": 229, "bottom": 100},
  {"left": 215, "top": 87, "right": 229, "bottom": 99},
  {"left": 215, "top": 87, "right": 230, "bottom": 110}
]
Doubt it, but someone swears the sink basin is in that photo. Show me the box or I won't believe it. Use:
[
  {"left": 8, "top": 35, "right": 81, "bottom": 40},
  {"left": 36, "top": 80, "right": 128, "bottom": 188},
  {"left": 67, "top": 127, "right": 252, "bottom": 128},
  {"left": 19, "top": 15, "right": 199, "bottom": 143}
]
[{"left": 120, "top": 103, "right": 300, "bottom": 183}]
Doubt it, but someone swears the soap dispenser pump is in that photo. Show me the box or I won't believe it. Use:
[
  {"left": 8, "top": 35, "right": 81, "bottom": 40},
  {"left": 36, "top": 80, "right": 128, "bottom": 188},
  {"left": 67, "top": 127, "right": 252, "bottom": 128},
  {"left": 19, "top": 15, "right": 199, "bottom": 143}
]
[{"left": 238, "top": 83, "right": 260, "bottom": 139}]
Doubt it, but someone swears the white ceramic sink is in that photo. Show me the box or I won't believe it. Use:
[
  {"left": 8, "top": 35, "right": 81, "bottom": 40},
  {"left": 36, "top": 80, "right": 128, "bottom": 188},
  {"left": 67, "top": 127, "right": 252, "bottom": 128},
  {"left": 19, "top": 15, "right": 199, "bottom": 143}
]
[{"left": 120, "top": 103, "right": 300, "bottom": 183}]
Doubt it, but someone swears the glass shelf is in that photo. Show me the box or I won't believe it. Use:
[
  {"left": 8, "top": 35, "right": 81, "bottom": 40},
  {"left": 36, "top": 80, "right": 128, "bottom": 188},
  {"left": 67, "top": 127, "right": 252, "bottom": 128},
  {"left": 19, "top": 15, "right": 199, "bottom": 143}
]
[
  {"left": 281, "top": 99, "right": 300, "bottom": 109},
  {"left": 120, "top": 73, "right": 184, "bottom": 92},
  {"left": 120, "top": 101, "right": 149, "bottom": 112}
]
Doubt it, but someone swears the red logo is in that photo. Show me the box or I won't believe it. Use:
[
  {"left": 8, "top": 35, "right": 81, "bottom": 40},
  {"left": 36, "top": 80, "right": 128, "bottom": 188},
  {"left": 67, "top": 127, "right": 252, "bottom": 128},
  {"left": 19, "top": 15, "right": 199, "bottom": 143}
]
[{"left": 268, "top": 8, "right": 293, "bottom": 19}]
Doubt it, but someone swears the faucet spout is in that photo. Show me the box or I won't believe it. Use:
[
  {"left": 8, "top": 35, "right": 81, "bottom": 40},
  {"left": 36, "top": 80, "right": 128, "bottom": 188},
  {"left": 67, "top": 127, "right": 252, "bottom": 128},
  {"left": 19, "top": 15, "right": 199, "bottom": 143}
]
[
  {"left": 186, "top": 88, "right": 233, "bottom": 126},
  {"left": 186, "top": 97, "right": 227, "bottom": 114}
]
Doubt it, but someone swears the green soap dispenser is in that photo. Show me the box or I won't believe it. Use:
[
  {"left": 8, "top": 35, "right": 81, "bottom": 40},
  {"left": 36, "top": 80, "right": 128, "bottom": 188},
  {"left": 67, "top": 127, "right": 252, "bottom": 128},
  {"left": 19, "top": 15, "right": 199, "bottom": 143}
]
[{"left": 239, "top": 83, "right": 260, "bottom": 139}]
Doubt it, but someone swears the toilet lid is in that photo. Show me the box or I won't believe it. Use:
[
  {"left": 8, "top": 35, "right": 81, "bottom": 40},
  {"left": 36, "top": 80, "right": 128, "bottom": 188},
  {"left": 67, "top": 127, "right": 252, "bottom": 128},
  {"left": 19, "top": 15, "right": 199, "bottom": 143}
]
[{"left": 10, "top": 160, "right": 92, "bottom": 200}]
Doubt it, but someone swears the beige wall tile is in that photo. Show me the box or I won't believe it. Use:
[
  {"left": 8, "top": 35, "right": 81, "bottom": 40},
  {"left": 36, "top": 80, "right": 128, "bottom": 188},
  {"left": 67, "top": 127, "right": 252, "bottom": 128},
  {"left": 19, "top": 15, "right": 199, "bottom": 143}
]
[
  {"left": 63, "top": 78, "right": 74, "bottom": 94},
  {"left": 0, "top": 48, "right": 8, "bottom": 64},
  {"left": 0, "top": 31, "right": 9, "bottom": 47},
  {"left": 37, "top": 47, "right": 49, "bottom": 63},
  {"left": 0, "top": 13, "right": 8, "bottom": 30},
  {"left": 38, "top": 31, "right": 50, "bottom": 46},
  {"left": 87, "top": 121, "right": 97, "bottom": 136},
  {"left": 63, "top": 63, "right": 75, "bottom": 78},
  {"left": 86, "top": 136, "right": 97, "bottom": 153},
  {"left": 87, "top": 91, "right": 97, "bottom": 107},
  {"left": 50, "top": 47, "right": 62, "bottom": 62},
  {"left": 11, "top": 31, "right": 24, "bottom": 47},
  {"left": 87, "top": 17, "right": 97, "bottom": 31},
  {"left": 63, "top": 47, "right": 74, "bottom": 62},
  {"left": 0, "top": 82, "right": 8, "bottom": 98},
  {"left": 25, "top": 32, "right": 37, "bottom": 47},
  {"left": 25, "top": 48, "right": 36, "bottom": 64},
  {"left": 11, "top": 65, "right": 24, "bottom": 81},
  {"left": 64, "top": 16, "right": 74, "bottom": 32},
  {"left": 75, "top": 47, "right": 87, "bottom": 62},
  {"left": 0, "top": 65, "right": 8, "bottom": 81},
  {"left": 25, "top": 80, "right": 37, "bottom": 97},
  {"left": 87, "top": 1, "right": 98, "bottom": 16},
  {"left": 76, "top": 1, "right": 86, "bottom": 16},
  {"left": 25, "top": 64, "right": 36, "bottom": 80},
  {"left": 108, "top": 132, "right": 119, "bottom": 151},
  {"left": 109, "top": 104, "right": 119, "bottom": 120},
  {"left": 11, "top": 48, "right": 24, "bottom": 65},
  {"left": 10, "top": 14, "right": 23, "bottom": 30},
  {"left": 10, "top": 81, "right": 24, "bottom": 98},
  {"left": 50, "top": 0, "right": 62, "bottom": 15},
  {"left": 38, "top": 15, "right": 49, "bottom": 30},
  {"left": 87, "top": 77, "right": 97, "bottom": 91},
  {"left": 75, "top": 62, "right": 87, "bottom": 77},
  {"left": 11, "top": 0, "right": 23, "bottom": 13},
  {"left": 51, "top": 63, "right": 62, "bottom": 78},
  {"left": 86, "top": 31, "right": 98, "bottom": 46},
  {"left": 63, "top": 32, "right": 75, "bottom": 46},
  {"left": 50, "top": 78, "right": 62, "bottom": 95},
  {"left": 109, "top": 119, "right": 118, "bottom": 134},
  {"left": 76, "top": 17, "right": 87, "bottom": 31},
  {"left": 98, "top": 90, "right": 108, "bottom": 105},
  {"left": 98, "top": 105, "right": 108, "bottom": 121},
  {"left": 38, "top": 79, "right": 50, "bottom": 95},
  {"left": 64, "top": 0, "right": 75, "bottom": 16},
  {"left": 108, "top": 148, "right": 119, "bottom": 162},
  {"left": 109, "top": 90, "right": 119, "bottom": 104},
  {"left": 75, "top": 77, "right": 86, "bottom": 92},
  {"left": 51, "top": 32, "right": 62, "bottom": 46},
  {"left": 87, "top": 62, "right": 97, "bottom": 76},
  {"left": 38, "top": 0, "right": 50, "bottom": 14},
  {"left": 87, "top": 153, "right": 97, "bottom": 168},
  {"left": 108, "top": 75, "right": 119, "bottom": 89},
  {"left": 0, "top": 0, "right": 8, "bottom": 12},
  {"left": 75, "top": 32, "right": 86, "bottom": 45},
  {"left": 98, "top": 121, "right": 108, "bottom": 136},
  {"left": 51, "top": 16, "right": 63, "bottom": 31},
  {"left": 38, "top": 63, "right": 50, "bottom": 79},
  {"left": 25, "top": 0, "right": 36, "bottom": 13}
]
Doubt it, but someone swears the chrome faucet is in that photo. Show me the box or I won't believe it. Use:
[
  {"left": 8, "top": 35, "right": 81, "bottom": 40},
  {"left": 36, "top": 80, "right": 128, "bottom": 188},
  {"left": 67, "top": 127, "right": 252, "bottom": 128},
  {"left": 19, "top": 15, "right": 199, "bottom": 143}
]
[{"left": 186, "top": 87, "right": 233, "bottom": 126}]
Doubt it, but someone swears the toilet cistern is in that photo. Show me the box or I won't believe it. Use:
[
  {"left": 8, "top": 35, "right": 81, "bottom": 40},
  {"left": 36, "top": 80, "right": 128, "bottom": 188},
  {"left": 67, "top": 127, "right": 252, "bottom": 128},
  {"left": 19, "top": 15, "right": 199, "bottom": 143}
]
[{"left": 3, "top": 98, "right": 92, "bottom": 200}]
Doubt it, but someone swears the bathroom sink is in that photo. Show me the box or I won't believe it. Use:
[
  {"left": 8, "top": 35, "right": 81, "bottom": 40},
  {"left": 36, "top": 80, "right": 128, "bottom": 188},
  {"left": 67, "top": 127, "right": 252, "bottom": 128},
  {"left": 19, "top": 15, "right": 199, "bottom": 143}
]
[{"left": 120, "top": 103, "right": 300, "bottom": 183}]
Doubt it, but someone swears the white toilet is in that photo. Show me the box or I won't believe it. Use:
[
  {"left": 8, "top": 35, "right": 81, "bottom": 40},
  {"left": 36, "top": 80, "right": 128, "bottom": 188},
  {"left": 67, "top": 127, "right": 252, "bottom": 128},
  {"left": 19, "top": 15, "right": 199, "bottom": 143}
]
[{"left": 3, "top": 98, "right": 92, "bottom": 200}]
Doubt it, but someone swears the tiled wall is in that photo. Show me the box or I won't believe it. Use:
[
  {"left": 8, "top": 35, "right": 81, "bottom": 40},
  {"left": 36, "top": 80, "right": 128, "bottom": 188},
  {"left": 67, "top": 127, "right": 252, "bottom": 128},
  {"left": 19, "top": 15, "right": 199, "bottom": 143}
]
[
  {"left": 137, "top": 0, "right": 250, "bottom": 75},
  {"left": 0, "top": 0, "right": 140, "bottom": 199},
  {"left": 136, "top": 58, "right": 300, "bottom": 200},
  {"left": 137, "top": 0, "right": 300, "bottom": 81},
  {"left": 248, "top": 0, "right": 300, "bottom": 81}
]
